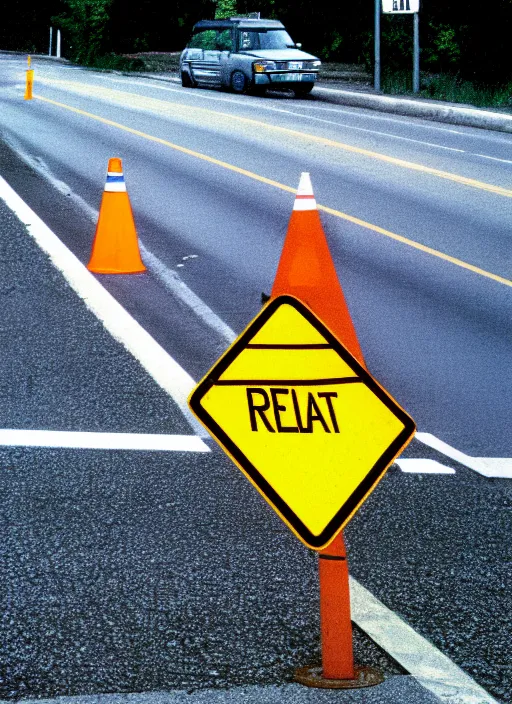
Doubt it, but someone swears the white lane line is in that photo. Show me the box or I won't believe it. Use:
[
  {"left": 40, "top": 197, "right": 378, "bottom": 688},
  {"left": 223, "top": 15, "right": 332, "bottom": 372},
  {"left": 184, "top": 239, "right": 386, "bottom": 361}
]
[
  {"left": 139, "top": 244, "right": 236, "bottom": 345},
  {"left": 0, "top": 429, "right": 208, "bottom": 452},
  {"left": 2, "top": 147, "right": 501, "bottom": 702},
  {"left": 416, "top": 433, "right": 512, "bottom": 478},
  {"left": 0, "top": 176, "right": 207, "bottom": 440},
  {"left": 219, "top": 103, "right": 468, "bottom": 153},
  {"left": 475, "top": 458, "right": 512, "bottom": 477},
  {"left": 395, "top": 458, "right": 456, "bottom": 474},
  {"left": 350, "top": 577, "right": 499, "bottom": 704},
  {"left": 3, "top": 135, "right": 239, "bottom": 348},
  {"left": 475, "top": 153, "right": 512, "bottom": 165},
  {"left": 93, "top": 77, "right": 509, "bottom": 162}
]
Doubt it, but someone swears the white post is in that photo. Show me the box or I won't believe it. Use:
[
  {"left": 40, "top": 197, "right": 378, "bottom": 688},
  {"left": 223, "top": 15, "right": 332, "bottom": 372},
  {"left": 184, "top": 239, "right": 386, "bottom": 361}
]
[
  {"left": 49, "top": 27, "right": 53, "bottom": 56},
  {"left": 374, "top": 0, "right": 381, "bottom": 91},
  {"left": 413, "top": 12, "right": 420, "bottom": 92},
  {"left": 56, "top": 29, "right": 61, "bottom": 58}
]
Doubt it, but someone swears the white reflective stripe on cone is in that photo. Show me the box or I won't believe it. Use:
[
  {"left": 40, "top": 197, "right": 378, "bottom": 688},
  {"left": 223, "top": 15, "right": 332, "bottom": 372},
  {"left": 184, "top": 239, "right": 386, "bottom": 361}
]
[
  {"left": 104, "top": 182, "right": 127, "bottom": 192},
  {"left": 293, "top": 197, "right": 317, "bottom": 211}
]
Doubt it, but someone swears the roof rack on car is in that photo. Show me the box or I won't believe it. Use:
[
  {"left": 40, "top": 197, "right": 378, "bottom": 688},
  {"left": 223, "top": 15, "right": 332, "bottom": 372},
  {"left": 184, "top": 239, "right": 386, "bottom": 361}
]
[{"left": 193, "top": 18, "right": 284, "bottom": 31}]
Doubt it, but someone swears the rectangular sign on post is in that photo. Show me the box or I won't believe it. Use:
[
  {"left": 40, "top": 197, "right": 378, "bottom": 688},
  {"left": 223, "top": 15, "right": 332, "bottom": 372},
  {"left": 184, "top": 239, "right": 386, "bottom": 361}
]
[{"left": 382, "top": 0, "right": 419, "bottom": 13}]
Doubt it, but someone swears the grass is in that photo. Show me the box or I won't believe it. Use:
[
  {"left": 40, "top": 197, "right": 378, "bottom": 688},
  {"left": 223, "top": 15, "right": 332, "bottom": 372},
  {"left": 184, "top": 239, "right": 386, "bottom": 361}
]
[
  {"left": 382, "top": 70, "right": 512, "bottom": 109},
  {"left": 88, "top": 53, "right": 147, "bottom": 71},
  {"left": 120, "top": 52, "right": 181, "bottom": 73}
]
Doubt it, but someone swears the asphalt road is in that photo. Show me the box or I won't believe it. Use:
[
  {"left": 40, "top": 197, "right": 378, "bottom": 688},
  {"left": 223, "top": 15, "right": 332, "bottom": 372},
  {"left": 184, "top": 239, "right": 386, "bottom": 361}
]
[{"left": 0, "top": 54, "right": 510, "bottom": 703}]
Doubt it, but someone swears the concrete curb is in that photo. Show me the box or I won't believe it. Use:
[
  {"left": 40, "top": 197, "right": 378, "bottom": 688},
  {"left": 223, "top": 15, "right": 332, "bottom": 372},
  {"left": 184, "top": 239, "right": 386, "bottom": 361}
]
[{"left": 313, "top": 86, "right": 512, "bottom": 134}]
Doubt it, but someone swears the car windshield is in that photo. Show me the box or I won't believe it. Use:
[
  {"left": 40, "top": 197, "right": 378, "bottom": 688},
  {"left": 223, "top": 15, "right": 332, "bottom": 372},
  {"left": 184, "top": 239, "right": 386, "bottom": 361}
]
[{"left": 239, "top": 29, "right": 296, "bottom": 51}]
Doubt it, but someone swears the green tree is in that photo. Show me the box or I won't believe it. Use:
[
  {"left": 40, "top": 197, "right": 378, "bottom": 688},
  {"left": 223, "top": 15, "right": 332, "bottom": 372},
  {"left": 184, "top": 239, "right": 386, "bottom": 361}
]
[
  {"left": 215, "top": 0, "right": 237, "bottom": 20},
  {"left": 53, "top": 0, "right": 113, "bottom": 64}
]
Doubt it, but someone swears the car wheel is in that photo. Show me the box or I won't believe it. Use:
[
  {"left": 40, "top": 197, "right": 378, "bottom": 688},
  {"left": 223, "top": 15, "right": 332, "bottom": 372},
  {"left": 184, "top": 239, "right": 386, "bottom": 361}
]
[
  {"left": 293, "top": 84, "right": 314, "bottom": 97},
  {"left": 181, "top": 69, "right": 195, "bottom": 88},
  {"left": 231, "top": 71, "right": 248, "bottom": 94}
]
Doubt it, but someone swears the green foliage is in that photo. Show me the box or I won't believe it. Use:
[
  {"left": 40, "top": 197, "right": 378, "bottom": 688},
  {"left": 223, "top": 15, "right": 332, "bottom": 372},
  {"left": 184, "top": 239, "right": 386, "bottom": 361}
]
[
  {"left": 382, "top": 69, "right": 412, "bottom": 95},
  {"left": 421, "top": 74, "right": 512, "bottom": 108},
  {"left": 52, "top": 0, "right": 113, "bottom": 64},
  {"left": 88, "top": 53, "right": 146, "bottom": 71},
  {"left": 382, "top": 70, "right": 512, "bottom": 109},
  {"left": 215, "top": 0, "right": 237, "bottom": 20},
  {"left": 422, "top": 23, "right": 460, "bottom": 72},
  {"left": 380, "top": 15, "right": 412, "bottom": 72},
  {"left": 321, "top": 30, "right": 343, "bottom": 61},
  {"left": 3, "top": 0, "right": 510, "bottom": 90}
]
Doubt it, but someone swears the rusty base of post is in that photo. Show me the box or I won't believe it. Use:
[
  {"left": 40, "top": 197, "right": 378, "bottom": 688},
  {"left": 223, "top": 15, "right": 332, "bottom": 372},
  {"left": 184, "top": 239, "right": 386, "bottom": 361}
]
[{"left": 294, "top": 664, "right": 384, "bottom": 689}]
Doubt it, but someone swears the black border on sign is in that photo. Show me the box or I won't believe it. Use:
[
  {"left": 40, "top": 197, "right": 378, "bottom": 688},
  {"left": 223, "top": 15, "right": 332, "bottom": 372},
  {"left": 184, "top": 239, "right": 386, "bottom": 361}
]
[{"left": 189, "top": 295, "right": 416, "bottom": 549}]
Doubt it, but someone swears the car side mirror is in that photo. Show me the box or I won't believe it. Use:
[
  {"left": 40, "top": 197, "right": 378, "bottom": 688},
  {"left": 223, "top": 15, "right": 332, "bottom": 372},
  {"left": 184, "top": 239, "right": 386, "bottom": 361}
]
[{"left": 296, "top": 42, "right": 302, "bottom": 49}]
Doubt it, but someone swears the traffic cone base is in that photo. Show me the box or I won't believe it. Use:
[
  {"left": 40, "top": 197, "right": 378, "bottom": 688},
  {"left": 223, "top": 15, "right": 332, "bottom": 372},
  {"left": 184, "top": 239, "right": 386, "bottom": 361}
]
[{"left": 87, "top": 158, "right": 146, "bottom": 274}]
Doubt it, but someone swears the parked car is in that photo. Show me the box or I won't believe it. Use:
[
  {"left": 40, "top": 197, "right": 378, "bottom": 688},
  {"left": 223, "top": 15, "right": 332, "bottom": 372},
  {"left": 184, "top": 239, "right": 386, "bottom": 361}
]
[{"left": 179, "top": 17, "right": 321, "bottom": 97}]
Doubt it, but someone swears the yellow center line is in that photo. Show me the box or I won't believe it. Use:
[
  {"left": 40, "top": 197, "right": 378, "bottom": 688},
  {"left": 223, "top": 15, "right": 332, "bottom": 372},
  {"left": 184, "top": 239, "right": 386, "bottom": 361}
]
[
  {"left": 200, "top": 107, "right": 512, "bottom": 199},
  {"left": 37, "top": 79, "right": 512, "bottom": 199},
  {"left": 35, "top": 94, "right": 512, "bottom": 289}
]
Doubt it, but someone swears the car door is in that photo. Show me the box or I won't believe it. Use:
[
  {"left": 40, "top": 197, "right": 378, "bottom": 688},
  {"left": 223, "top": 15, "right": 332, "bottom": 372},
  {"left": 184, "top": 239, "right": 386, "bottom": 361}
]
[
  {"left": 217, "top": 28, "right": 234, "bottom": 87},
  {"left": 188, "top": 29, "right": 222, "bottom": 87}
]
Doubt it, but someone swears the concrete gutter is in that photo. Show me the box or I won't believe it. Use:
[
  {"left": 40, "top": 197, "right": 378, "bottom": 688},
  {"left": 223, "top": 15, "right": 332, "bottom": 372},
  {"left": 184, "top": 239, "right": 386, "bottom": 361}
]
[{"left": 313, "top": 86, "right": 512, "bottom": 134}]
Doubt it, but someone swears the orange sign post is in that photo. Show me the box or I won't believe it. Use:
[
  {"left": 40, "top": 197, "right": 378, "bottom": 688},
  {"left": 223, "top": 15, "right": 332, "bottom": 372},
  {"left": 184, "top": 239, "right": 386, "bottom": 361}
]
[
  {"left": 271, "top": 173, "right": 411, "bottom": 688},
  {"left": 188, "top": 172, "right": 415, "bottom": 689}
]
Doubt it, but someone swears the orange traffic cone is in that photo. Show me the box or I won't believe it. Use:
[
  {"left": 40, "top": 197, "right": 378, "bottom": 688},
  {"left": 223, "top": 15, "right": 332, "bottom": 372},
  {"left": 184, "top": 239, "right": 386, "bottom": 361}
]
[
  {"left": 273, "top": 174, "right": 375, "bottom": 687},
  {"left": 271, "top": 172, "right": 364, "bottom": 366},
  {"left": 87, "top": 158, "right": 146, "bottom": 274}
]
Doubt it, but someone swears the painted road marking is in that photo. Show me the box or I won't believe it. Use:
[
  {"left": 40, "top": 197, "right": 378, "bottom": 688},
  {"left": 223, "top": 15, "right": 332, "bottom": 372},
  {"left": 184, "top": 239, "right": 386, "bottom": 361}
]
[
  {"left": 475, "top": 153, "right": 512, "bottom": 165},
  {"left": 416, "top": 433, "right": 512, "bottom": 478},
  {"left": 395, "top": 458, "right": 456, "bottom": 474},
  {"left": 3, "top": 135, "right": 239, "bottom": 348},
  {"left": 0, "top": 176, "right": 501, "bottom": 703},
  {"left": 3, "top": 143, "right": 508, "bottom": 485},
  {"left": 96, "top": 75, "right": 512, "bottom": 157},
  {"left": 350, "top": 577, "right": 500, "bottom": 704},
  {"left": 31, "top": 95, "right": 512, "bottom": 289},
  {"left": 104, "top": 79, "right": 505, "bottom": 162},
  {"left": 139, "top": 244, "right": 236, "bottom": 344},
  {"left": 35, "top": 79, "right": 512, "bottom": 199},
  {"left": 0, "top": 176, "right": 207, "bottom": 440},
  {"left": 0, "top": 429, "right": 209, "bottom": 452}
]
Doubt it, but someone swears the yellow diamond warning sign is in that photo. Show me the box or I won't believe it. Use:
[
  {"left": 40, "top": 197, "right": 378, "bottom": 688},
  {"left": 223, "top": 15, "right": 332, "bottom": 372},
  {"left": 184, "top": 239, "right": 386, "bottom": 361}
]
[{"left": 189, "top": 295, "right": 415, "bottom": 549}]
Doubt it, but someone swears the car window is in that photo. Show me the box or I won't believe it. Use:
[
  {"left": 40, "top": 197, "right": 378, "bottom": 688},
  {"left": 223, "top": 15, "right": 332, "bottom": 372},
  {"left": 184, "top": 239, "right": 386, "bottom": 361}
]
[
  {"left": 239, "top": 31, "right": 257, "bottom": 50},
  {"left": 189, "top": 30, "right": 217, "bottom": 50},
  {"left": 238, "top": 29, "right": 296, "bottom": 51},
  {"left": 216, "top": 29, "right": 232, "bottom": 51}
]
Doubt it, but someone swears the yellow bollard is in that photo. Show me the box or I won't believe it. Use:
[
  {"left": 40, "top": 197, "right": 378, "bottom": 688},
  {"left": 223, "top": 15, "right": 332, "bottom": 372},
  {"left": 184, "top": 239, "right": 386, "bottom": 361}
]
[
  {"left": 27, "top": 55, "right": 31, "bottom": 68},
  {"left": 24, "top": 69, "right": 34, "bottom": 100}
]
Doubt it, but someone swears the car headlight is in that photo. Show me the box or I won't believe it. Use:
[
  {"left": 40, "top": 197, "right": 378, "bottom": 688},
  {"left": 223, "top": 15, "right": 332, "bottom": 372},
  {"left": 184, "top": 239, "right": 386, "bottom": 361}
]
[
  {"left": 310, "top": 60, "right": 322, "bottom": 68},
  {"left": 253, "top": 61, "right": 277, "bottom": 73}
]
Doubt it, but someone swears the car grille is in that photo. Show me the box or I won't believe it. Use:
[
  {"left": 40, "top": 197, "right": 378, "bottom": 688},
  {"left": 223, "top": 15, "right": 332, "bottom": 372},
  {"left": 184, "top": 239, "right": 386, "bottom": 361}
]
[{"left": 274, "top": 61, "right": 318, "bottom": 70}]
